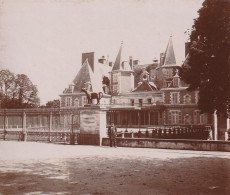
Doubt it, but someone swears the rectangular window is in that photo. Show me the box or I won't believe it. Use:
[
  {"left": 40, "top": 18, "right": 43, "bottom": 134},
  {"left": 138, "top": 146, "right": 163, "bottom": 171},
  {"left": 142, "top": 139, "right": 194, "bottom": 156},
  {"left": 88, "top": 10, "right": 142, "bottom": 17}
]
[
  {"left": 113, "top": 99, "right": 116, "bottom": 104},
  {"left": 193, "top": 110, "right": 200, "bottom": 124},
  {"left": 139, "top": 99, "right": 143, "bottom": 107},
  {"left": 147, "top": 98, "right": 152, "bottom": 104},
  {"left": 65, "top": 97, "right": 71, "bottom": 107},
  {"left": 82, "top": 96, "right": 87, "bottom": 106},
  {"left": 74, "top": 98, "right": 79, "bottom": 107},
  {"left": 130, "top": 99, "right": 134, "bottom": 106},
  {"left": 113, "top": 74, "right": 118, "bottom": 82},
  {"left": 170, "top": 92, "right": 180, "bottom": 104},
  {"left": 169, "top": 110, "right": 182, "bottom": 124},
  {"left": 113, "top": 85, "right": 118, "bottom": 93},
  {"left": 200, "top": 114, "right": 206, "bottom": 124}
]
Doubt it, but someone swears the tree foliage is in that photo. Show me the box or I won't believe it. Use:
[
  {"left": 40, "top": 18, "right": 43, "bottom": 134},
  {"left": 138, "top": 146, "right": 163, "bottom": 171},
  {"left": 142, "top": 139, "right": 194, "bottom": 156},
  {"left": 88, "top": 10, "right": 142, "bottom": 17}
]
[
  {"left": 44, "top": 99, "right": 60, "bottom": 108},
  {"left": 179, "top": 0, "right": 230, "bottom": 115},
  {"left": 0, "top": 69, "right": 40, "bottom": 108}
]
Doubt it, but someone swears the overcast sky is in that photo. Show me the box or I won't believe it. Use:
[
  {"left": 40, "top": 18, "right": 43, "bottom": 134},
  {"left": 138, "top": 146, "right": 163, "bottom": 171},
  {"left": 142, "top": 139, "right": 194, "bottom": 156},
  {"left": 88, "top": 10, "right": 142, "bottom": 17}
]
[{"left": 0, "top": 0, "right": 203, "bottom": 105}]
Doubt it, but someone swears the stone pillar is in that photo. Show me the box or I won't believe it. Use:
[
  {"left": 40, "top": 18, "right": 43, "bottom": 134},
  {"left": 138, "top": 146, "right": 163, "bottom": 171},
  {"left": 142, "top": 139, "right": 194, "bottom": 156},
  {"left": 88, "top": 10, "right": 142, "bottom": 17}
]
[
  {"left": 49, "top": 112, "right": 52, "bottom": 142},
  {"left": 3, "top": 110, "right": 6, "bottom": 140},
  {"left": 22, "top": 111, "right": 27, "bottom": 141},
  {"left": 225, "top": 116, "right": 230, "bottom": 141},
  {"left": 78, "top": 105, "right": 107, "bottom": 146},
  {"left": 70, "top": 114, "right": 75, "bottom": 145},
  {"left": 121, "top": 131, "right": 125, "bottom": 138},
  {"left": 214, "top": 110, "right": 218, "bottom": 140}
]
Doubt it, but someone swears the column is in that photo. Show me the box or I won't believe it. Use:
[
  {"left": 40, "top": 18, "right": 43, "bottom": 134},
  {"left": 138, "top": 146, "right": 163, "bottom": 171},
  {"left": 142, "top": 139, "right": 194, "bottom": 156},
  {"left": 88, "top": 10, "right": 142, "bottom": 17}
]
[
  {"left": 22, "top": 111, "right": 27, "bottom": 141},
  {"left": 214, "top": 110, "right": 218, "bottom": 140},
  {"left": 70, "top": 114, "right": 75, "bottom": 145},
  {"left": 3, "top": 110, "right": 6, "bottom": 140},
  {"left": 49, "top": 112, "right": 52, "bottom": 142}
]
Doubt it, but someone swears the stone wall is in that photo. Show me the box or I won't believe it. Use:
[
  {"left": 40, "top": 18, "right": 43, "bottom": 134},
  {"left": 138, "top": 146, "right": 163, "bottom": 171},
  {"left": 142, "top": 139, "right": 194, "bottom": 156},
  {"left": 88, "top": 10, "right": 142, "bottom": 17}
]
[{"left": 102, "top": 138, "right": 230, "bottom": 152}]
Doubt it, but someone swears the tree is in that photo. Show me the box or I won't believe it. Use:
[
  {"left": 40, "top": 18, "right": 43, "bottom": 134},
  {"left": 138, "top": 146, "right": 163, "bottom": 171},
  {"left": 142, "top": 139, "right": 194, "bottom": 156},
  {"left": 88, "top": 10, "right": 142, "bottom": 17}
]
[
  {"left": 45, "top": 99, "right": 60, "bottom": 108},
  {"left": 179, "top": 0, "right": 230, "bottom": 115},
  {"left": 15, "top": 74, "right": 40, "bottom": 108},
  {"left": 0, "top": 70, "right": 40, "bottom": 108},
  {"left": 0, "top": 69, "right": 15, "bottom": 99}
]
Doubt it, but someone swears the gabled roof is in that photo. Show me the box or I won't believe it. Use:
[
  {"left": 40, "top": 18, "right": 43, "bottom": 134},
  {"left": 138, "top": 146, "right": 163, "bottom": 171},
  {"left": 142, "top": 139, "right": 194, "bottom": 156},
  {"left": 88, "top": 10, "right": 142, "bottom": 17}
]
[
  {"left": 112, "top": 43, "right": 123, "bottom": 71},
  {"left": 132, "top": 81, "right": 157, "bottom": 92},
  {"left": 72, "top": 59, "right": 95, "bottom": 92},
  {"left": 163, "top": 35, "right": 177, "bottom": 66}
]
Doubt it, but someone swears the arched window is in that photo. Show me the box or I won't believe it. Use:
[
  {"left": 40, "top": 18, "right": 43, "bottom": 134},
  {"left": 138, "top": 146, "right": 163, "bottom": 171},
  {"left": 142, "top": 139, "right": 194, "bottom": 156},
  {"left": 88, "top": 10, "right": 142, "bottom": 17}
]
[
  {"left": 184, "top": 114, "right": 192, "bottom": 125},
  {"left": 184, "top": 94, "right": 191, "bottom": 104}
]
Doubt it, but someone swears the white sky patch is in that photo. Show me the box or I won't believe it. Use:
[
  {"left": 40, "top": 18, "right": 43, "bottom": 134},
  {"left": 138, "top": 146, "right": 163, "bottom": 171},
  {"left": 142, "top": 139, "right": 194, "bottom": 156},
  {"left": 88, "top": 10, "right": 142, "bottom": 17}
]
[{"left": 0, "top": 0, "right": 203, "bottom": 104}]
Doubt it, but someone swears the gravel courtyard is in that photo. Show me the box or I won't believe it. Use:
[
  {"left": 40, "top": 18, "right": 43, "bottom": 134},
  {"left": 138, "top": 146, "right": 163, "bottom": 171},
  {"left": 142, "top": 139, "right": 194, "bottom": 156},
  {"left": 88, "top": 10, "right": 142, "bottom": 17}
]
[{"left": 0, "top": 141, "right": 230, "bottom": 195}]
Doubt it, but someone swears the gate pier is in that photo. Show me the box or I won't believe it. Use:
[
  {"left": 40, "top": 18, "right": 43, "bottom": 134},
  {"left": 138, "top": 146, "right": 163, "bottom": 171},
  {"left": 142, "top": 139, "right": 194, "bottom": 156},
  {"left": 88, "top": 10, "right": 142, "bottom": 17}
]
[{"left": 78, "top": 105, "right": 107, "bottom": 146}]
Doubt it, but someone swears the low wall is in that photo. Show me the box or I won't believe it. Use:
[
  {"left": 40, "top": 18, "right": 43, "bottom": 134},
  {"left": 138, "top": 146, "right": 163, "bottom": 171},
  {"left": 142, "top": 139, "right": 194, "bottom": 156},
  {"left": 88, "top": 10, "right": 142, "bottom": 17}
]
[{"left": 102, "top": 138, "right": 230, "bottom": 152}]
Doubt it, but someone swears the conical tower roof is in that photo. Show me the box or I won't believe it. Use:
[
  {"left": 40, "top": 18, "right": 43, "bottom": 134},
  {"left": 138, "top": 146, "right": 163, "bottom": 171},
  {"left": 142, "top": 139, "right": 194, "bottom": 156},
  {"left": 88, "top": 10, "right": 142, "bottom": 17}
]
[
  {"left": 112, "top": 42, "right": 123, "bottom": 71},
  {"left": 163, "top": 35, "right": 177, "bottom": 66}
]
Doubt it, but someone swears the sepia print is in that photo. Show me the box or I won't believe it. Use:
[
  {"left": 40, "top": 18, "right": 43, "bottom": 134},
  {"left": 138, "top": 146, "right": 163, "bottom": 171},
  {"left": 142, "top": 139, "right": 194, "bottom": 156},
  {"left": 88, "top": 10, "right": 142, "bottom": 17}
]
[{"left": 0, "top": 0, "right": 230, "bottom": 194}]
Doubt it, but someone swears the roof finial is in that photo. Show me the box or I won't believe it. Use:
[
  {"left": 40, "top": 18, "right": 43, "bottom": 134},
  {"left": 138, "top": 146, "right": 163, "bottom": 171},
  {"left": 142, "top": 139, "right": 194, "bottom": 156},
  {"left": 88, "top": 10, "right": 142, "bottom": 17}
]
[
  {"left": 121, "top": 41, "right": 123, "bottom": 45},
  {"left": 170, "top": 33, "right": 172, "bottom": 37}
]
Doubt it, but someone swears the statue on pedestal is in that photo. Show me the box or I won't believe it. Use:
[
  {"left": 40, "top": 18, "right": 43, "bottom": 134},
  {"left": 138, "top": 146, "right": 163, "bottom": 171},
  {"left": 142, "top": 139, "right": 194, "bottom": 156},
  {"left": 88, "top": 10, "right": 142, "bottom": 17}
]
[{"left": 81, "top": 88, "right": 103, "bottom": 105}]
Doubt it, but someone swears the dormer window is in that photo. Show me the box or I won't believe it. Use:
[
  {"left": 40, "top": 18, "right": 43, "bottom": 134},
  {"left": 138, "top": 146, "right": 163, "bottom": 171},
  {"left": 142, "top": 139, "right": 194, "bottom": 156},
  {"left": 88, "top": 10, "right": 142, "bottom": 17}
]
[
  {"left": 173, "top": 69, "right": 180, "bottom": 88},
  {"left": 173, "top": 78, "right": 179, "bottom": 87},
  {"left": 141, "top": 71, "right": 149, "bottom": 82}
]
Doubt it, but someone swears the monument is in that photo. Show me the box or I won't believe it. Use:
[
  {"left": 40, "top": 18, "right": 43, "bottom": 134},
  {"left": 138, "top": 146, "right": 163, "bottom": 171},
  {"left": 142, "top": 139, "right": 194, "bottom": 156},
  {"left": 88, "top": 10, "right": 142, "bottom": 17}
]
[{"left": 78, "top": 89, "right": 107, "bottom": 145}]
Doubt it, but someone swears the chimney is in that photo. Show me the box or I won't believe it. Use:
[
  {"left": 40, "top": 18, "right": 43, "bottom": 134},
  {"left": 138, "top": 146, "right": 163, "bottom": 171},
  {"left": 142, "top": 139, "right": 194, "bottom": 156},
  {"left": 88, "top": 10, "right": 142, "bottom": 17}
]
[
  {"left": 109, "top": 62, "right": 113, "bottom": 67},
  {"left": 160, "top": 53, "right": 165, "bottom": 66},
  {"left": 185, "top": 42, "right": 190, "bottom": 57},
  {"left": 129, "top": 56, "right": 133, "bottom": 69},
  {"left": 98, "top": 56, "right": 106, "bottom": 64},
  {"left": 133, "top": 60, "right": 140, "bottom": 65},
  {"left": 82, "top": 52, "right": 95, "bottom": 72}
]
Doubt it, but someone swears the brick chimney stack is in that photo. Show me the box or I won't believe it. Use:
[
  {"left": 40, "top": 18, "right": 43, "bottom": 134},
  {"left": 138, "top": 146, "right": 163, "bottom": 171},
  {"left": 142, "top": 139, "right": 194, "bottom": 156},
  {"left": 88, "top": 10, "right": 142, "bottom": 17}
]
[
  {"left": 82, "top": 52, "right": 95, "bottom": 72},
  {"left": 129, "top": 56, "right": 133, "bottom": 69}
]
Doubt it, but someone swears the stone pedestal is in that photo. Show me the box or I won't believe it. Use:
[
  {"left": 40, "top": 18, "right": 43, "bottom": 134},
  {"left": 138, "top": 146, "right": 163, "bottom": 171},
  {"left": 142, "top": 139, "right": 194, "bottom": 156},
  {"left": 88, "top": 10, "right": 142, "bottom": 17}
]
[{"left": 78, "top": 105, "right": 107, "bottom": 146}]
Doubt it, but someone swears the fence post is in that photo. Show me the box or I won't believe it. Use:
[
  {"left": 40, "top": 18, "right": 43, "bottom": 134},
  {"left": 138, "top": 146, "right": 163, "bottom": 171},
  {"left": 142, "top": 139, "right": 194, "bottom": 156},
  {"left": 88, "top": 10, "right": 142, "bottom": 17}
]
[
  {"left": 49, "top": 111, "right": 52, "bottom": 142},
  {"left": 70, "top": 114, "right": 75, "bottom": 145},
  {"left": 121, "top": 131, "right": 125, "bottom": 138},
  {"left": 22, "top": 111, "right": 27, "bottom": 141},
  {"left": 3, "top": 110, "right": 6, "bottom": 140},
  {"left": 131, "top": 130, "right": 134, "bottom": 138},
  {"left": 214, "top": 110, "right": 218, "bottom": 140}
]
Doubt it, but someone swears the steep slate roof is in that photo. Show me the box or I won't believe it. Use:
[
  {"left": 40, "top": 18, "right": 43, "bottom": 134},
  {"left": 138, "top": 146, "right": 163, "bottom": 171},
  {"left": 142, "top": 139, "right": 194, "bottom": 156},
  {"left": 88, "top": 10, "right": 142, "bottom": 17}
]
[
  {"left": 132, "top": 81, "right": 157, "bottom": 92},
  {"left": 163, "top": 36, "right": 177, "bottom": 66},
  {"left": 72, "top": 59, "right": 95, "bottom": 92},
  {"left": 112, "top": 43, "right": 123, "bottom": 71}
]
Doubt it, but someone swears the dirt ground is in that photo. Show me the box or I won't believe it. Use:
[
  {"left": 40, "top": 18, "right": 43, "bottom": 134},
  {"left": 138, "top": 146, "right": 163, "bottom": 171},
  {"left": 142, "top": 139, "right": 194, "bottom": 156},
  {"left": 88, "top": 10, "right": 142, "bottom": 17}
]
[{"left": 0, "top": 141, "right": 230, "bottom": 195}]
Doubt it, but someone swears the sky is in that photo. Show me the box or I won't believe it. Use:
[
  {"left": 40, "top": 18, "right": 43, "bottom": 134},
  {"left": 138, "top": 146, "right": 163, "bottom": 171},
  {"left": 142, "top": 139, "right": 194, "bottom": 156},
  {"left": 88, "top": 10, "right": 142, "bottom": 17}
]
[{"left": 0, "top": 0, "right": 204, "bottom": 105}]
